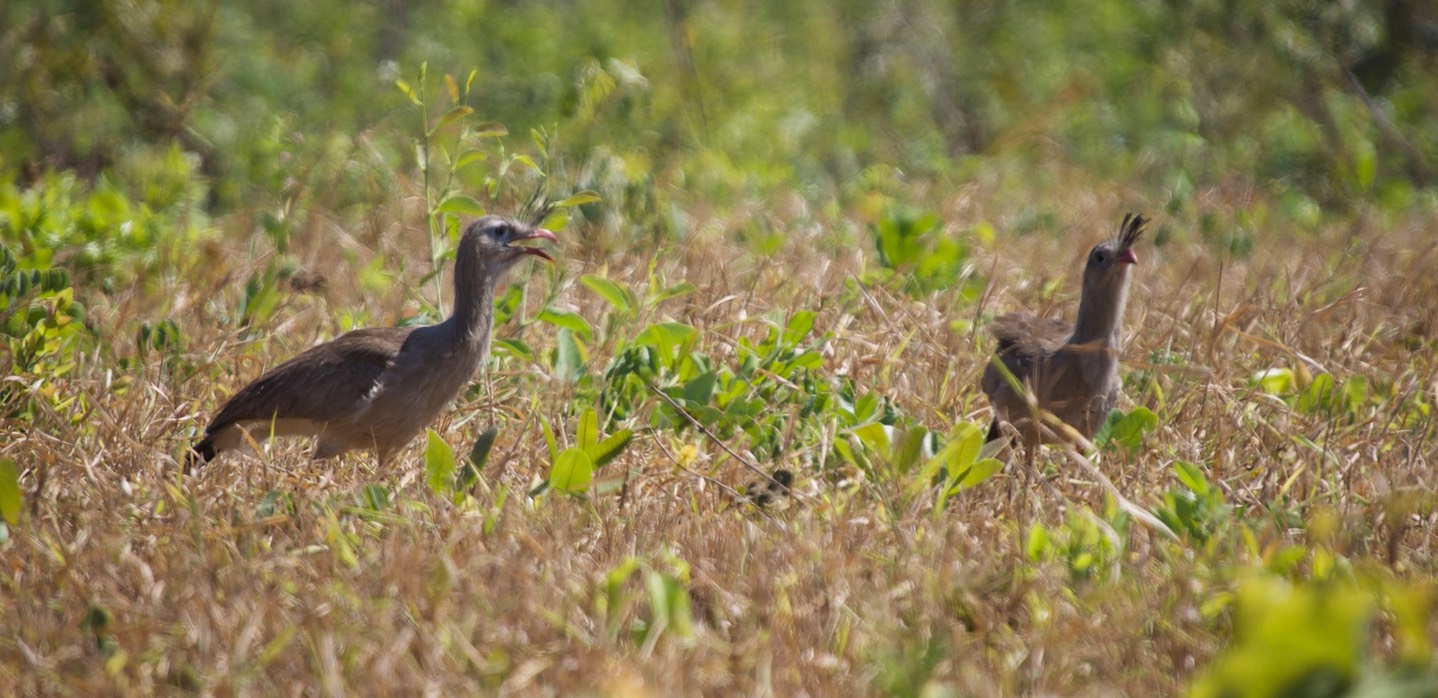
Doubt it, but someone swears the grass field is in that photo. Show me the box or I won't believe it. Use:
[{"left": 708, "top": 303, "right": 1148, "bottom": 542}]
[
  {"left": 4, "top": 162, "right": 1437, "bottom": 694},
  {"left": 4, "top": 2, "right": 1438, "bottom": 694}
]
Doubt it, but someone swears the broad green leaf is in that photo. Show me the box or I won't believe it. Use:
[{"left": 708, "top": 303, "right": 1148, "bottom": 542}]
[
  {"left": 576, "top": 408, "right": 600, "bottom": 449},
  {"left": 1110, "top": 407, "right": 1158, "bottom": 452},
  {"left": 682, "top": 372, "right": 716, "bottom": 405},
  {"left": 635, "top": 322, "right": 696, "bottom": 359},
  {"left": 540, "top": 208, "right": 568, "bottom": 232},
  {"left": 437, "top": 195, "right": 486, "bottom": 217},
  {"left": 1295, "top": 373, "right": 1336, "bottom": 414},
  {"left": 581, "top": 274, "right": 635, "bottom": 313},
  {"left": 953, "top": 458, "right": 1004, "bottom": 489},
  {"left": 549, "top": 448, "right": 595, "bottom": 493},
  {"left": 424, "top": 429, "right": 457, "bottom": 497},
  {"left": 1174, "top": 460, "right": 1209, "bottom": 495},
  {"left": 1252, "top": 367, "right": 1295, "bottom": 395},
  {"left": 945, "top": 422, "right": 984, "bottom": 471},
  {"left": 783, "top": 310, "right": 817, "bottom": 345},
  {"left": 587, "top": 429, "right": 634, "bottom": 469},
  {"left": 556, "top": 190, "right": 602, "bottom": 207},
  {"left": 538, "top": 308, "right": 594, "bottom": 342},
  {"left": 460, "top": 426, "right": 499, "bottom": 491},
  {"left": 1025, "top": 523, "right": 1049, "bottom": 562},
  {"left": 1093, "top": 409, "right": 1125, "bottom": 448},
  {"left": 454, "top": 150, "right": 487, "bottom": 172},
  {"left": 1341, "top": 376, "right": 1369, "bottom": 416},
  {"left": 493, "top": 338, "right": 533, "bottom": 363},
  {"left": 894, "top": 426, "right": 928, "bottom": 474},
  {"left": 852, "top": 422, "right": 893, "bottom": 455},
  {"left": 652, "top": 281, "right": 696, "bottom": 304},
  {"left": 471, "top": 121, "right": 508, "bottom": 138},
  {"left": 429, "top": 106, "right": 473, "bottom": 136},
  {"left": 0, "top": 458, "right": 21, "bottom": 526},
  {"left": 553, "top": 328, "right": 585, "bottom": 382}
]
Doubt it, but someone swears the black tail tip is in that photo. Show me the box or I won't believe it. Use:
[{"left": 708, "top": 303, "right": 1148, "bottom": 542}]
[{"left": 184, "top": 440, "right": 215, "bottom": 474}]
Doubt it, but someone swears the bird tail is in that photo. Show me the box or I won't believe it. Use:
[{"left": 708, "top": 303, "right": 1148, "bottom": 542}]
[
  {"left": 985, "top": 419, "right": 1003, "bottom": 443},
  {"left": 185, "top": 437, "right": 216, "bottom": 474}
]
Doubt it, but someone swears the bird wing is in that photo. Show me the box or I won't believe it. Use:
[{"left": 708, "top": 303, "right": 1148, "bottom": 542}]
[
  {"left": 204, "top": 327, "right": 414, "bottom": 435},
  {"left": 981, "top": 312, "right": 1073, "bottom": 396}
]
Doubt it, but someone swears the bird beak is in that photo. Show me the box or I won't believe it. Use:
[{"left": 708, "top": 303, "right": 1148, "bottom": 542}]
[
  {"left": 1117, "top": 248, "right": 1138, "bottom": 266},
  {"left": 511, "top": 228, "right": 558, "bottom": 262}
]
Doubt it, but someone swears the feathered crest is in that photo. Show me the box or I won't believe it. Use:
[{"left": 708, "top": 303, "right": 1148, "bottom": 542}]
[
  {"left": 1116, "top": 212, "right": 1147, "bottom": 249},
  {"left": 520, "top": 180, "right": 558, "bottom": 230}
]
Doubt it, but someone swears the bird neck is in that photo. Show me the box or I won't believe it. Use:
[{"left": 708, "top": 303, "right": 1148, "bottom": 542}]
[
  {"left": 1070, "top": 280, "right": 1129, "bottom": 347},
  {"left": 447, "top": 242, "right": 498, "bottom": 349}
]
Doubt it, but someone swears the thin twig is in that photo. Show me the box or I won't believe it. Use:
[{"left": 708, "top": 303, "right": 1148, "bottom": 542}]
[{"left": 644, "top": 381, "right": 778, "bottom": 486}]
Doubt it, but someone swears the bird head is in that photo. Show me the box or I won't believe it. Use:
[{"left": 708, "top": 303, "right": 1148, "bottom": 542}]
[
  {"left": 1081, "top": 212, "right": 1145, "bottom": 293},
  {"left": 462, "top": 216, "right": 558, "bottom": 274}
]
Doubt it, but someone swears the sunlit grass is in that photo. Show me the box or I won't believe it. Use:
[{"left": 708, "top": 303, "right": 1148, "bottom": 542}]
[{"left": 3, "top": 166, "right": 1437, "bottom": 694}]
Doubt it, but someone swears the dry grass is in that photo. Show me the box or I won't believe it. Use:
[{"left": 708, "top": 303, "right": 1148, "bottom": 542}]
[{"left": 3, "top": 176, "right": 1437, "bottom": 695}]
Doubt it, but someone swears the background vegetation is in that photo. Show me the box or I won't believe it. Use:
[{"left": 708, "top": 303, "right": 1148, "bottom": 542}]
[{"left": 3, "top": 0, "right": 1437, "bottom": 694}]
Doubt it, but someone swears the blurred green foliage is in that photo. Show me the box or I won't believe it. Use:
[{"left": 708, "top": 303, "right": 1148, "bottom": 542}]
[
  {"left": 3, "top": 0, "right": 1436, "bottom": 220},
  {"left": 1192, "top": 574, "right": 1437, "bottom": 698}
]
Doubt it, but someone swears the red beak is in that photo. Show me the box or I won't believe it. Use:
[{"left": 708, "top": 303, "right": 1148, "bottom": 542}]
[
  {"left": 1117, "top": 248, "right": 1138, "bottom": 265},
  {"left": 514, "top": 228, "right": 558, "bottom": 262}
]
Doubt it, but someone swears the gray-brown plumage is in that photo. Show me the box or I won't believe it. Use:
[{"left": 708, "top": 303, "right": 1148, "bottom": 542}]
[
  {"left": 187, "top": 216, "right": 556, "bottom": 471},
  {"left": 982, "top": 213, "right": 1146, "bottom": 447}
]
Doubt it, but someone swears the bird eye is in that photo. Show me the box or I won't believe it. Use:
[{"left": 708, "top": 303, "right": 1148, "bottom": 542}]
[{"left": 1093, "top": 250, "right": 1107, "bottom": 264}]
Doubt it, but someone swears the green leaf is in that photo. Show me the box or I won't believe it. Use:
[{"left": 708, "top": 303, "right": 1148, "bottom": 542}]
[
  {"left": 460, "top": 426, "right": 500, "bottom": 491},
  {"left": 576, "top": 408, "right": 600, "bottom": 450},
  {"left": 493, "top": 338, "right": 533, "bottom": 363},
  {"left": 1026, "top": 523, "right": 1049, "bottom": 561},
  {"left": 553, "top": 328, "right": 586, "bottom": 382},
  {"left": 652, "top": 281, "right": 696, "bottom": 305},
  {"left": 471, "top": 121, "right": 508, "bottom": 138},
  {"left": 634, "top": 322, "right": 696, "bottom": 359},
  {"left": 361, "top": 484, "right": 389, "bottom": 511},
  {"left": 783, "top": 310, "right": 817, "bottom": 345},
  {"left": 538, "top": 307, "right": 594, "bottom": 342},
  {"left": 454, "top": 150, "right": 487, "bottom": 172},
  {"left": 580, "top": 274, "right": 635, "bottom": 314},
  {"left": 326, "top": 516, "right": 358, "bottom": 569},
  {"left": 1174, "top": 460, "right": 1209, "bottom": 495},
  {"left": 1341, "top": 376, "right": 1369, "bottom": 416},
  {"left": 852, "top": 422, "right": 894, "bottom": 455},
  {"left": 436, "top": 195, "right": 486, "bottom": 217},
  {"left": 1109, "top": 407, "right": 1159, "bottom": 452},
  {"left": 1093, "top": 409, "right": 1124, "bottom": 448},
  {"left": 1252, "top": 367, "right": 1296, "bottom": 395},
  {"left": 954, "top": 458, "right": 1004, "bottom": 490},
  {"left": 893, "top": 426, "right": 929, "bottom": 475},
  {"left": 556, "top": 191, "right": 602, "bottom": 207},
  {"left": 429, "top": 106, "right": 474, "bottom": 136},
  {"left": 540, "top": 209, "right": 569, "bottom": 232},
  {"left": 395, "top": 79, "right": 421, "bottom": 105},
  {"left": 587, "top": 429, "right": 633, "bottom": 469},
  {"left": 424, "top": 429, "right": 457, "bottom": 497},
  {"left": 1295, "top": 373, "right": 1336, "bottom": 414},
  {"left": 540, "top": 415, "right": 559, "bottom": 462},
  {"left": 549, "top": 448, "right": 595, "bottom": 493},
  {"left": 0, "top": 458, "right": 21, "bottom": 526},
  {"left": 683, "top": 372, "right": 716, "bottom": 405}
]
